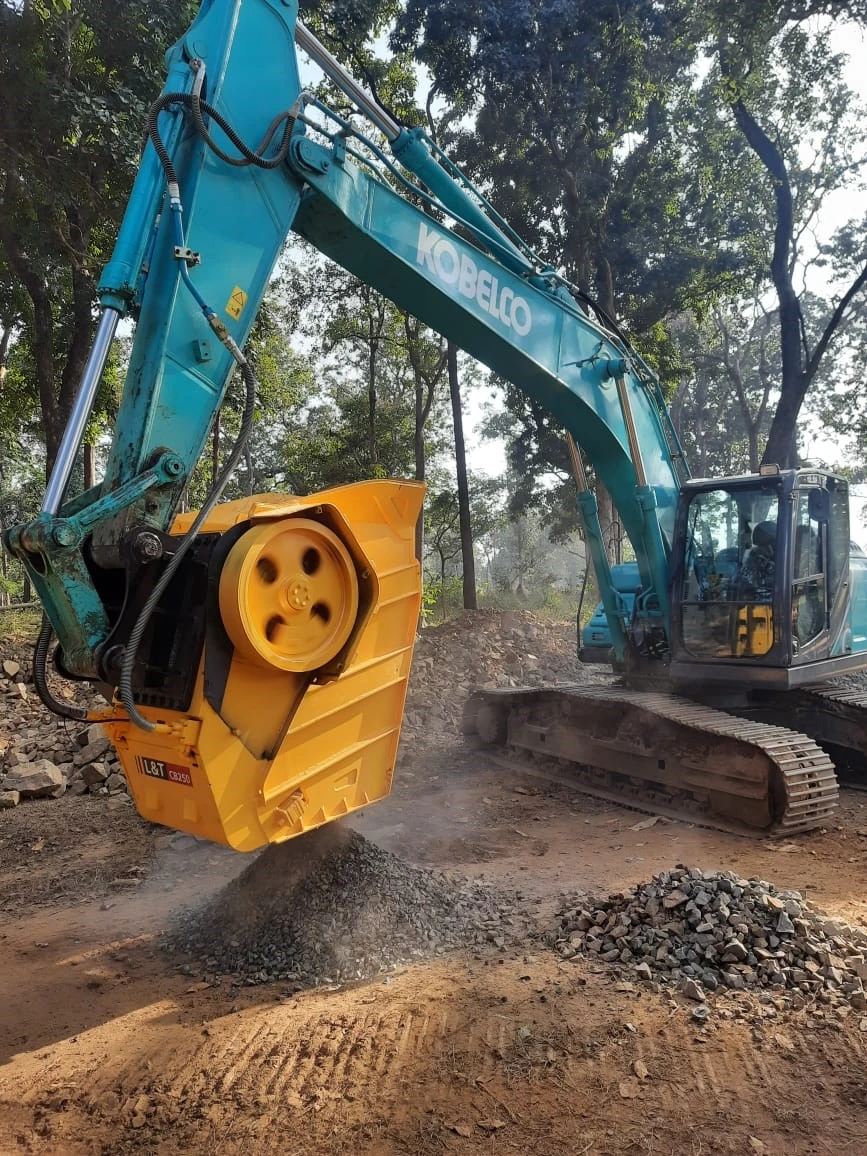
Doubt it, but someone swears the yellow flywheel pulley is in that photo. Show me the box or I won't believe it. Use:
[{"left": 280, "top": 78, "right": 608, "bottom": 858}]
[{"left": 219, "top": 517, "right": 360, "bottom": 672}]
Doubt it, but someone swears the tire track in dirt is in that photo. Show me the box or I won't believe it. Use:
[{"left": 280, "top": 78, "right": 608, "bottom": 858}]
[
  {"left": 71, "top": 1001, "right": 478, "bottom": 1136},
  {"left": 5, "top": 964, "right": 867, "bottom": 1156},
  {"left": 627, "top": 1015, "right": 778, "bottom": 1115}
]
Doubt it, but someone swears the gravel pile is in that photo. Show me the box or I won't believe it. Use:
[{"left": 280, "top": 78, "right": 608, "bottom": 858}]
[
  {"left": 404, "top": 610, "right": 605, "bottom": 748},
  {"left": 553, "top": 866, "right": 867, "bottom": 1010},
  {"left": 167, "top": 826, "right": 530, "bottom": 987}
]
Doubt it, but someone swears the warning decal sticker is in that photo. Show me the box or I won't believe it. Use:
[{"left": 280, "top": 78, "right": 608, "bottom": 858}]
[{"left": 225, "top": 285, "right": 248, "bottom": 320}]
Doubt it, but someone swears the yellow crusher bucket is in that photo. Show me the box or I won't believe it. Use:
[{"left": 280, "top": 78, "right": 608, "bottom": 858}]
[{"left": 98, "top": 480, "right": 424, "bottom": 850}]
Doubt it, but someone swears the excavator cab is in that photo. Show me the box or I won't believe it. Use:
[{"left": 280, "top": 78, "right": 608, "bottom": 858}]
[{"left": 669, "top": 469, "right": 865, "bottom": 687}]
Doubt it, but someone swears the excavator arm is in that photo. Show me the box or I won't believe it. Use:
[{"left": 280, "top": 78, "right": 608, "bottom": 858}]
[{"left": 5, "top": 0, "right": 691, "bottom": 848}]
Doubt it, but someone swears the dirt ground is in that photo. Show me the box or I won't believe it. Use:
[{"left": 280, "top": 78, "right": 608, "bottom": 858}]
[{"left": 3, "top": 730, "right": 867, "bottom": 1153}]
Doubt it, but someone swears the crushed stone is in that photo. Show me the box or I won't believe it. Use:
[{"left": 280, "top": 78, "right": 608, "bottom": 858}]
[
  {"left": 166, "top": 825, "right": 533, "bottom": 987},
  {"left": 552, "top": 865, "right": 867, "bottom": 1013}
]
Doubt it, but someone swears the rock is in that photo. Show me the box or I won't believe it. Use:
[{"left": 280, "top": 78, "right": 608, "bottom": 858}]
[
  {"left": 74, "top": 737, "right": 112, "bottom": 766},
  {"left": 680, "top": 978, "right": 705, "bottom": 1002},
  {"left": 635, "top": 962, "right": 653, "bottom": 982},
  {"left": 4, "top": 759, "right": 65, "bottom": 798},
  {"left": 2, "top": 659, "right": 21, "bottom": 679},
  {"left": 663, "top": 889, "right": 689, "bottom": 910},
  {"left": 68, "top": 779, "right": 89, "bottom": 797},
  {"left": 105, "top": 772, "right": 126, "bottom": 793},
  {"left": 776, "top": 912, "right": 795, "bottom": 935},
  {"left": 80, "top": 761, "right": 108, "bottom": 786},
  {"left": 0, "top": 789, "right": 20, "bottom": 808},
  {"left": 721, "top": 940, "right": 748, "bottom": 963},
  {"left": 632, "top": 1059, "right": 649, "bottom": 1080}
]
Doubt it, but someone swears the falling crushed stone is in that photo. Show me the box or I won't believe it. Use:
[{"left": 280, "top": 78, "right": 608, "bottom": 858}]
[{"left": 166, "top": 825, "right": 532, "bottom": 987}]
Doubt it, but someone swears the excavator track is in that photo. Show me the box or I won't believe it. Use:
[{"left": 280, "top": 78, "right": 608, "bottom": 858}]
[
  {"left": 463, "top": 684, "right": 838, "bottom": 835},
  {"left": 743, "top": 679, "right": 867, "bottom": 789}
]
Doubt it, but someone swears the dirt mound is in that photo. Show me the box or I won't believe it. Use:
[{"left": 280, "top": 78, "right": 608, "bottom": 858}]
[
  {"left": 166, "top": 825, "right": 532, "bottom": 987},
  {"left": 403, "top": 610, "right": 601, "bottom": 746}
]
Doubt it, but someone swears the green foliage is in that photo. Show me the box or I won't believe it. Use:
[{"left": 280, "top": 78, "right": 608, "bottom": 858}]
[
  {"left": 0, "top": 605, "right": 41, "bottom": 644},
  {"left": 181, "top": 295, "right": 317, "bottom": 507},
  {"left": 275, "top": 247, "right": 452, "bottom": 491},
  {"left": 0, "top": 431, "right": 44, "bottom": 604},
  {"left": 694, "top": 2, "right": 867, "bottom": 463},
  {"left": 424, "top": 471, "right": 503, "bottom": 574},
  {"left": 0, "top": 0, "right": 196, "bottom": 463},
  {"left": 395, "top": 0, "right": 738, "bottom": 323}
]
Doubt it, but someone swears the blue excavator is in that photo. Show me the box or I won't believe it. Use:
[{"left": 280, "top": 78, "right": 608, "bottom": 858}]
[{"left": 6, "top": 0, "right": 867, "bottom": 846}]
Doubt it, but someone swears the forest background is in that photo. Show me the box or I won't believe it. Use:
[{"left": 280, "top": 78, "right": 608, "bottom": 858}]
[{"left": 3, "top": 0, "right": 867, "bottom": 623}]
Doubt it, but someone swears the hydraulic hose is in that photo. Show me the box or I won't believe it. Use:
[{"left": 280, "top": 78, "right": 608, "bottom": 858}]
[
  {"left": 117, "top": 87, "right": 273, "bottom": 731},
  {"left": 117, "top": 356, "right": 257, "bottom": 731},
  {"left": 147, "top": 91, "right": 295, "bottom": 181},
  {"left": 33, "top": 614, "right": 89, "bottom": 722}
]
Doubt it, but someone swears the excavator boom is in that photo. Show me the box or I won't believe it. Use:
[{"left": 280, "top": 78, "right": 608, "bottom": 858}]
[{"left": 6, "top": 0, "right": 867, "bottom": 845}]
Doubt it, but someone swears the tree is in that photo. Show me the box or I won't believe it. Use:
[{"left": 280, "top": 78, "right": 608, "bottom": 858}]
[
  {"left": 423, "top": 470, "right": 502, "bottom": 617},
  {"left": 180, "top": 296, "right": 317, "bottom": 508},
  {"left": 669, "top": 302, "right": 779, "bottom": 476},
  {"left": 274, "top": 250, "right": 453, "bottom": 505},
  {"left": 394, "top": 0, "right": 750, "bottom": 558},
  {"left": 0, "top": 0, "right": 409, "bottom": 481},
  {"left": 0, "top": 431, "right": 43, "bottom": 604},
  {"left": 402, "top": 314, "right": 447, "bottom": 559},
  {"left": 0, "top": 0, "right": 195, "bottom": 473},
  {"left": 700, "top": 1, "right": 867, "bottom": 466},
  {"left": 446, "top": 343, "right": 478, "bottom": 608}
]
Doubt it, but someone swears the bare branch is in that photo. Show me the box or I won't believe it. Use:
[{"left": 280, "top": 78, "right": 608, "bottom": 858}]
[{"left": 805, "top": 262, "right": 867, "bottom": 382}]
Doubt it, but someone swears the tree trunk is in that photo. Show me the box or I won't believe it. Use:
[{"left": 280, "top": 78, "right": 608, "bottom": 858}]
[
  {"left": 596, "top": 481, "right": 620, "bottom": 563},
  {"left": 447, "top": 342, "right": 477, "bottom": 609},
  {"left": 729, "top": 98, "right": 805, "bottom": 469},
  {"left": 367, "top": 317, "right": 377, "bottom": 470},
  {"left": 212, "top": 408, "right": 221, "bottom": 482},
  {"left": 762, "top": 374, "right": 803, "bottom": 468},
  {"left": 414, "top": 373, "right": 425, "bottom": 564},
  {"left": 0, "top": 323, "right": 12, "bottom": 379},
  {"left": 83, "top": 442, "right": 95, "bottom": 490}
]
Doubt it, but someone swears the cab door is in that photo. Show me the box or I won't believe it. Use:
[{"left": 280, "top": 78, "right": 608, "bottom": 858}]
[{"left": 789, "top": 484, "right": 846, "bottom": 663}]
